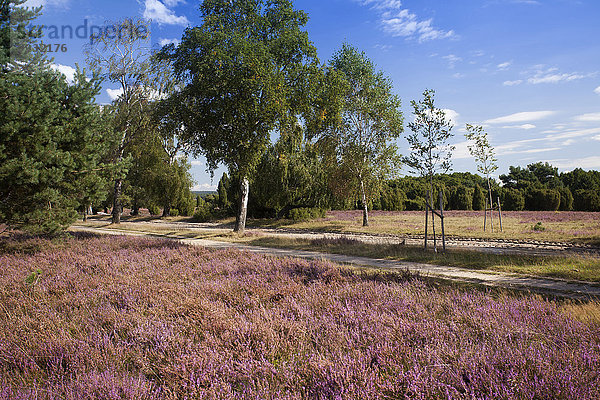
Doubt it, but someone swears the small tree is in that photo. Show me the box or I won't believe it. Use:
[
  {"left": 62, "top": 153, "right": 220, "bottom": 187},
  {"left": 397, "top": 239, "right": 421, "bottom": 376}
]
[
  {"left": 403, "top": 89, "right": 454, "bottom": 250},
  {"left": 315, "top": 44, "right": 403, "bottom": 226},
  {"left": 465, "top": 124, "right": 499, "bottom": 231}
]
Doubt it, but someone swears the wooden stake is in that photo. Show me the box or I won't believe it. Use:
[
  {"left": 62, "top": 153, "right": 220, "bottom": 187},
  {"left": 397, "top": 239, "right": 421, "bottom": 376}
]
[
  {"left": 497, "top": 196, "right": 503, "bottom": 232},
  {"left": 440, "top": 190, "right": 446, "bottom": 253},
  {"left": 424, "top": 190, "right": 429, "bottom": 250}
]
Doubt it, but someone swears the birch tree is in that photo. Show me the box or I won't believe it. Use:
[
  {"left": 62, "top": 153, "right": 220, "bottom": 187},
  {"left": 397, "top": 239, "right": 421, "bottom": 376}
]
[{"left": 316, "top": 44, "right": 403, "bottom": 226}]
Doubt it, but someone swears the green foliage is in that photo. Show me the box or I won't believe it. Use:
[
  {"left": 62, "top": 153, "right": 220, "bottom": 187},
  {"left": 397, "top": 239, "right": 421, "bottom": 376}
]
[
  {"left": 404, "top": 89, "right": 455, "bottom": 185},
  {"left": 376, "top": 186, "right": 406, "bottom": 211},
  {"left": 526, "top": 188, "right": 560, "bottom": 211},
  {"left": 532, "top": 222, "right": 545, "bottom": 232},
  {"left": 158, "top": 0, "right": 319, "bottom": 231},
  {"left": 448, "top": 185, "right": 473, "bottom": 210},
  {"left": 24, "top": 268, "right": 42, "bottom": 286},
  {"left": 573, "top": 190, "right": 600, "bottom": 212},
  {"left": 251, "top": 133, "right": 331, "bottom": 218},
  {"left": 217, "top": 173, "right": 230, "bottom": 210},
  {"left": 193, "top": 197, "right": 214, "bottom": 222},
  {"left": 404, "top": 198, "right": 425, "bottom": 211},
  {"left": 1, "top": 0, "right": 48, "bottom": 72},
  {"left": 501, "top": 188, "right": 525, "bottom": 211},
  {"left": 312, "top": 44, "right": 403, "bottom": 224},
  {"left": 465, "top": 124, "right": 498, "bottom": 177},
  {"left": 0, "top": 67, "right": 111, "bottom": 234},
  {"left": 288, "top": 207, "right": 326, "bottom": 222},
  {"left": 472, "top": 185, "right": 486, "bottom": 211},
  {"left": 148, "top": 204, "right": 160, "bottom": 216},
  {"left": 557, "top": 186, "right": 574, "bottom": 211}
]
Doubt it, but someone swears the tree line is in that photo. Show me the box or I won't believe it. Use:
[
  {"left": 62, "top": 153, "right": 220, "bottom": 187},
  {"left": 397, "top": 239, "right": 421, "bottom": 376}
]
[{"left": 2, "top": 0, "right": 599, "bottom": 236}]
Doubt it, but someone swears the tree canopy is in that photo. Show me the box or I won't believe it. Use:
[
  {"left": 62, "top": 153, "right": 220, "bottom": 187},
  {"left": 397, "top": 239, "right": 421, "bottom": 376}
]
[{"left": 158, "top": 0, "right": 319, "bottom": 232}]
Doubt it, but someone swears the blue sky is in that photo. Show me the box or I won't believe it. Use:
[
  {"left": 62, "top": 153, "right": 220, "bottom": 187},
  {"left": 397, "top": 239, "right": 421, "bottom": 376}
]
[{"left": 23, "top": 0, "right": 600, "bottom": 190}]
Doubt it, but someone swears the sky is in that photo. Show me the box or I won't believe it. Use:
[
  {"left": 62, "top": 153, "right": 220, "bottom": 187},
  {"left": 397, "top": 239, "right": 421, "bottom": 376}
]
[{"left": 21, "top": 0, "right": 600, "bottom": 191}]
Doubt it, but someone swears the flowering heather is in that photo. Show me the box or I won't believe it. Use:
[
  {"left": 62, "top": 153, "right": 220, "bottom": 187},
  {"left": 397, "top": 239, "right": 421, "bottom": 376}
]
[{"left": 1, "top": 234, "right": 599, "bottom": 399}]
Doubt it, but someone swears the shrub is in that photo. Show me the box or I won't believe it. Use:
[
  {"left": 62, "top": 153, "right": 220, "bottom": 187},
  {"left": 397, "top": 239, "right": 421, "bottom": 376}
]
[
  {"left": 169, "top": 209, "right": 180, "bottom": 217},
  {"left": 532, "top": 222, "right": 545, "bottom": 232},
  {"left": 379, "top": 188, "right": 406, "bottom": 211},
  {"left": 526, "top": 188, "right": 560, "bottom": 211},
  {"left": 501, "top": 188, "right": 525, "bottom": 211},
  {"left": 558, "top": 186, "right": 574, "bottom": 211},
  {"left": 288, "top": 207, "right": 326, "bottom": 221},
  {"left": 573, "top": 190, "right": 600, "bottom": 211},
  {"left": 404, "top": 198, "right": 425, "bottom": 211},
  {"left": 472, "top": 185, "right": 486, "bottom": 210},
  {"left": 193, "top": 197, "right": 214, "bottom": 222},
  {"left": 448, "top": 185, "right": 473, "bottom": 210},
  {"left": 193, "top": 207, "right": 212, "bottom": 222},
  {"left": 148, "top": 205, "right": 161, "bottom": 216}
]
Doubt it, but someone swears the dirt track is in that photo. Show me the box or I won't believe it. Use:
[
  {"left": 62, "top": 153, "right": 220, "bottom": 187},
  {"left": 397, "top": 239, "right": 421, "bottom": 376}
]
[
  {"left": 70, "top": 224, "right": 600, "bottom": 300},
  {"left": 90, "top": 218, "right": 600, "bottom": 258}
]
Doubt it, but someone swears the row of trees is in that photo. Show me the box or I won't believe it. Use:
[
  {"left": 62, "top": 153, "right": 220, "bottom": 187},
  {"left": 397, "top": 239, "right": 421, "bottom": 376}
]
[
  {"left": 204, "top": 163, "right": 600, "bottom": 221},
  {"left": 3, "top": 0, "right": 599, "bottom": 236}
]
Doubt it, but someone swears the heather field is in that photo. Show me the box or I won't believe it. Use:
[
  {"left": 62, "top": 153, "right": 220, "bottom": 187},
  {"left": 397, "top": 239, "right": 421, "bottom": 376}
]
[
  {"left": 248, "top": 210, "right": 600, "bottom": 245},
  {"left": 1, "top": 235, "right": 600, "bottom": 399}
]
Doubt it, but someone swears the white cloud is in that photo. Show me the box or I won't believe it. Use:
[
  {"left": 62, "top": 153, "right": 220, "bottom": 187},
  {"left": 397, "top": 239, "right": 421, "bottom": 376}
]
[
  {"left": 546, "top": 127, "right": 600, "bottom": 140},
  {"left": 51, "top": 63, "right": 76, "bottom": 83},
  {"left": 452, "top": 141, "right": 472, "bottom": 159},
  {"left": 193, "top": 184, "right": 217, "bottom": 192},
  {"left": 159, "top": 38, "right": 181, "bottom": 47},
  {"left": 442, "top": 109, "right": 459, "bottom": 125},
  {"left": 547, "top": 156, "right": 600, "bottom": 171},
  {"left": 358, "top": 1, "right": 455, "bottom": 42},
  {"left": 501, "top": 124, "right": 536, "bottom": 130},
  {"left": 442, "top": 54, "right": 461, "bottom": 69},
  {"left": 381, "top": 9, "right": 455, "bottom": 42},
  {"left": 484, "top": 111, "right": 555, "bottom": 124},
  {"left": 190, "top": 160, "right": 204, "bottom": 166},
  {"left": 503, "top": 80, "right": 522, "bottom": 86},
  {"left": 497, "top": 61, "right": 512, "bottom": 70},
  {"left": 574, "top": 112, "right": 600, "bottom": 122},
  {"left": 527, "top": 67, "right": 589, "bottom": 84},
  {"left": 22, "top": 0, "right": 69, "bottom": 8},
  {"left": 106, "top": 88, "right": 124, "bottom": 101},
  {"left": 143, "top": 0, "right": 189, "bottom": 26},
  {"left": 452, "top": 73, "right": 465, "bottom": 79},
  {"left": 595, "top": 86, "right": 600, "bottom": 95}
]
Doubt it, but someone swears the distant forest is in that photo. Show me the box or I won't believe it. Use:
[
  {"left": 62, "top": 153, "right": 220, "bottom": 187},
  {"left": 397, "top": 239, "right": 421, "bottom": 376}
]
[{"left": 195, "top": 162, "right": 600, "bottom": 221}]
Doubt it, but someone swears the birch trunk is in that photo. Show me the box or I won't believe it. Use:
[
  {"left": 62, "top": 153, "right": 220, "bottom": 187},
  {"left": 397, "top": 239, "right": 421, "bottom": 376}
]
[
  {"left": 361, "top": 180, "right": 369, "bottom": 227},
  {"left": 234, "top": 176, "right": 250, "bottom": 234}
]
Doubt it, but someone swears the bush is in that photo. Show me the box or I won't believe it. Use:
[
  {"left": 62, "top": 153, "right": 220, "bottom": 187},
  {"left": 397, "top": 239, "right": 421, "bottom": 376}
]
[
  {"left": 448, "top": 185, "right": 473, "bottom": 210},
  {"left": 501, "top": 188, "right": 525, "bottom": 211},
  {"left": 532, "top": 222, "right": 545, "bottom": 232},
  {"left": 379, "top": 188, "right": 406, "bottom": 211},
  {"left": 573, "top": 190, "right": 600, "bottom": 211},
  {"left": 148, "top": 205, "right": 161, "bottom": 216},
  {"left": 404, "top": 198, "right": 425, "bottom": 211},
  {"left": 558, "top": 187, "right": 574, "bottom": 211},
  {"left": 193, "top": 197, "right": 215, "bottom": 222},
  {"left": 472, "top": 185, "right": 486, "bottom": 211},
  {"left": 288, "top": 207, "right": 326, "bottom": 222},
  {"left": 193, "top": 206, "right": 212, "bottom": 222},
  {"left": 526, "top": 188, "right": 560, "bottom": 211},
  {"left": 169, "top": 209, "right": 180, "bottom": 217}
]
